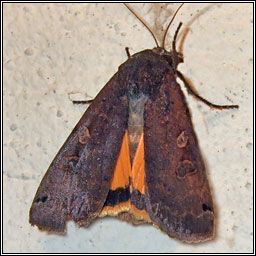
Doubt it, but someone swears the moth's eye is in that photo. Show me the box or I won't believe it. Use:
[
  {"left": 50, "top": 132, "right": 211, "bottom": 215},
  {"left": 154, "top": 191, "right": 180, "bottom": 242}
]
[
  {"left": 202, "top": 203, "right": 212, "bottom": 212},
  {"left": 35, "top": 196, "right": 48, "bottom": 203}
]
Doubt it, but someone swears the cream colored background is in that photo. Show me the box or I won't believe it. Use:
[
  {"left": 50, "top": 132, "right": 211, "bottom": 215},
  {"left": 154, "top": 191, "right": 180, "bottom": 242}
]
[{"left": 3, "top": 3, "right": 253, "bottom": 253}]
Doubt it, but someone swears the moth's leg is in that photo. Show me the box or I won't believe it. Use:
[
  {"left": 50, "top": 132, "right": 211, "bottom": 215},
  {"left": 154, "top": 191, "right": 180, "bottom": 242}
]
[
  {"left": 72, "top": 99, "right": 94, "bottom": 105},
  {"left": 176, "top": 70, "right": 239, "bottom": 110},
  {"left": 125, "top": 47, "right": 131, "bottom": 58}
]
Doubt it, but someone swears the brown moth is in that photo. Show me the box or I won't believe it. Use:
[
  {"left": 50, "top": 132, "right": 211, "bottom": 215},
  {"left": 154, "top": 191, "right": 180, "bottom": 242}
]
[{"left": 29, "top": 3, "right": 238, "bottom": 243}]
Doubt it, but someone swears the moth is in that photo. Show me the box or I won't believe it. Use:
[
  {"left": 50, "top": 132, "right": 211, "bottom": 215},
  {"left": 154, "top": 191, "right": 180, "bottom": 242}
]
[{"left": 29, "top": 3, "right": 238, "bottom": 243}]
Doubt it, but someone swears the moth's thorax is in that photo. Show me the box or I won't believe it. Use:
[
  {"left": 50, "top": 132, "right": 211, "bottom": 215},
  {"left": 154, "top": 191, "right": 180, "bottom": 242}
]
[
  {"left": 118, "top": 48, "right": 183, "bottom": 97},
  {"left": 119, "top": 49, "right": 171, "bottom": 99}
]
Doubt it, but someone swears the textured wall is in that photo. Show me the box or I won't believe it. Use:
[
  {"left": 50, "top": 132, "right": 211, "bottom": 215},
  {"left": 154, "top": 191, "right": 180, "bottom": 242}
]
[{"left": 3, "top": 3, "right": 253, "bottom": 253}]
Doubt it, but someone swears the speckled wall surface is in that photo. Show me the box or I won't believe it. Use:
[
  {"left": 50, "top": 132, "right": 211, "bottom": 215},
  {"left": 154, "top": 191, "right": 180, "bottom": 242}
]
[{"left": 3, "top": 3, "right": 253, "bottom": 253}]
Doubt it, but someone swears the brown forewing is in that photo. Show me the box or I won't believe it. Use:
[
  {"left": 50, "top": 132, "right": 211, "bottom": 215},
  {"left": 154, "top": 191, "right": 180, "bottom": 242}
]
[
  {"left": 144, "top": 71, "right": 215, "bottom": 243},
  {"left": 29, "top": 74, "right": 129, "bottom": 232}
]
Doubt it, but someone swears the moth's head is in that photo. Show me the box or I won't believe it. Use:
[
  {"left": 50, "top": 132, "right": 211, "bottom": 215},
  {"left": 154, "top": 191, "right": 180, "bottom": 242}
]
[
  {"left": 152, "top": 46, "right": 183, "bottom": 70},
  {"left": 124, "top": 3, "right": 184, "bottom": 71}
]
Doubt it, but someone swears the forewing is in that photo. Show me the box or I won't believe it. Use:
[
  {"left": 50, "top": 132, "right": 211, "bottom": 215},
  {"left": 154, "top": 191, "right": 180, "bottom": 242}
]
[
  {"left": 30, "top": 74, "right": 129, "bottom": 232},
  {"left": 144, "top": 72, "right": 215, "bottom": 243}
]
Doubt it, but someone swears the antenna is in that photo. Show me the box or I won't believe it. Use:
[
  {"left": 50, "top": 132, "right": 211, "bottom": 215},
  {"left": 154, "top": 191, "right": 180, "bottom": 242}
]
[
  {"left": 172, "top": 22, "right": 183, "bottom": 52},
  {"left": 162, "top": 3, "right": 184, "bottom": 49},
  {"left": 124, "top": 3, "right": 159, "bottom": 47}
]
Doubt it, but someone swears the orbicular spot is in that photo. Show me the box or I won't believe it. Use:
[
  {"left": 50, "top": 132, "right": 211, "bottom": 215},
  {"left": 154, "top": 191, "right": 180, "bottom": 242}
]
[
  {"left": 176, "top": 160, "right": 197, "bottom": 179},
  {"left": 78, "top": 126, "right": 90, "bottom": 144},
  {"left": 60, "top": 156, "right": 79, "bottom": 172},
  {"left": 35, "top": 195, "right": 48, "bottom": 203},
  {"left": 177, "top": 131, "right": 188, "bottom": 148}
]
